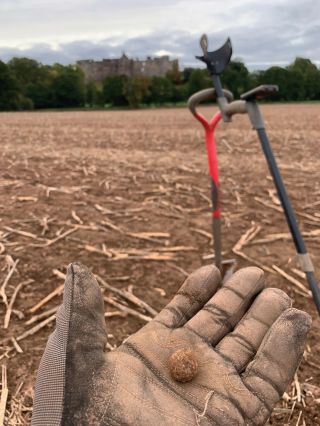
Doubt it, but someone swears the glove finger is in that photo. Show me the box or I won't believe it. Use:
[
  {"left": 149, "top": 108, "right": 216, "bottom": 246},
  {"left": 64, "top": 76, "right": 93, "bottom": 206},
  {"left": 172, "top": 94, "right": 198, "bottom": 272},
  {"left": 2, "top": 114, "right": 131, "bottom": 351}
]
[
  {"left": 154, "top": 265, "right": 221, "bottom": 328},
  {"left": 186, "top": 267, "right": 265, "bottom": 344},
  {"left": 242, "top": 308, "right": 311, "bottom": 418},
  {"left": 216, "top": 288, "right": 291, "bottom": 372}
]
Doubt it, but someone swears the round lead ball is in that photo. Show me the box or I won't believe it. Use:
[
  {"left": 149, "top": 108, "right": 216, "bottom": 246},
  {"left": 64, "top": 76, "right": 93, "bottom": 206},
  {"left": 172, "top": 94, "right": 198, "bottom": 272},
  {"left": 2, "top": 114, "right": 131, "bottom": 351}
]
[{"left": 169, "top": 348, "right": 198, "bottom": 383}]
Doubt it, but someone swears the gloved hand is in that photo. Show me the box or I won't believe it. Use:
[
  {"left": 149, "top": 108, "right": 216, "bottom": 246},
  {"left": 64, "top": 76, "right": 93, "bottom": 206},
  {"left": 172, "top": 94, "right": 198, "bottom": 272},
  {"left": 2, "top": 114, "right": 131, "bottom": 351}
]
[{"left": 32, "top": 262, "right": 311, "bottom": 426}]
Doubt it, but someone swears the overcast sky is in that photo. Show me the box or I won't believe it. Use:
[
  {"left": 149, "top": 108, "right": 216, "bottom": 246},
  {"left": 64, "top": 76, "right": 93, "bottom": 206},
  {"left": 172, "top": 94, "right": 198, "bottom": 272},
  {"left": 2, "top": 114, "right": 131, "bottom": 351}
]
[{"left": 0, "top": 0, "right": 319, "bottom": 69}]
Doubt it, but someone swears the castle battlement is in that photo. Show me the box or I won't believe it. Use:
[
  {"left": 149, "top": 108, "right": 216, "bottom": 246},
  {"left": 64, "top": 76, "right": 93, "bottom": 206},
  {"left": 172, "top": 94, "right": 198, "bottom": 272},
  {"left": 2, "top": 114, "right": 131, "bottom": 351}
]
[{"left": 77, "top": 54, "right": 179, "bottom": 82}]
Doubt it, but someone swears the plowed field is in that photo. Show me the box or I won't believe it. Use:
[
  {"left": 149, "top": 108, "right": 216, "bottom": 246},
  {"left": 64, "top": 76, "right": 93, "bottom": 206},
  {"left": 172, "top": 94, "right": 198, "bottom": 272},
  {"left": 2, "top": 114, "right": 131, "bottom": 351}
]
[{"left": 0, "top": 105, "right": 319, "bottom": 424}]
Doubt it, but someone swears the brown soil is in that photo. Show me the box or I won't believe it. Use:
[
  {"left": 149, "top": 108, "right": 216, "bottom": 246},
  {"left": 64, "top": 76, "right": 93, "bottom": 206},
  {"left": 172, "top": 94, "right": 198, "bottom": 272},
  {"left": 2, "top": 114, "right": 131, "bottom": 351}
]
[{"left": 0, "top": 104, "right": 319, "bottom": 425}]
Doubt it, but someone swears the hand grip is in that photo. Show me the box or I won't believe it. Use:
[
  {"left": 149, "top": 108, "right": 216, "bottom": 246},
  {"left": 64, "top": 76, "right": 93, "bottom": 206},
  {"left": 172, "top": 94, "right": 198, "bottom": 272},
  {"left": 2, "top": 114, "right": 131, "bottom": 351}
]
[
  {"left": 188, "top": 88, "right": 233, "bottom": 116},
  {"left": 200, "top": 34, "right": 209, "bottom": 56}
]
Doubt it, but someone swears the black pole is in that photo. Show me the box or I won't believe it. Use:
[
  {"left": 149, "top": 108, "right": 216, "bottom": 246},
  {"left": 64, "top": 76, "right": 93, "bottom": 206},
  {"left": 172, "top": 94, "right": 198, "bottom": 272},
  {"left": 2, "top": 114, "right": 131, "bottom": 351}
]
[
  {"left": 256, "top": 127, "right": 320, "bottom": 313},
  {"left": 257, "top": 128, "right": 306, "bottom": 251},
  {"left": 212, "top": 75, "right": 224, "bottom": 99}
]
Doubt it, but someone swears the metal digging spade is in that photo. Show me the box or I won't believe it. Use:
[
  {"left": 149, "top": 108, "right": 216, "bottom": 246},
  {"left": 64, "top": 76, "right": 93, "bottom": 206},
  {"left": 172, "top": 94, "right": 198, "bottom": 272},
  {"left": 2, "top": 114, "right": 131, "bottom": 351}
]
[
  {"left": 188, "top": 85, "right": 236, "bottom": 282},
  {"left": 188, "top": 34, "right": 320, "bottom": 315}
]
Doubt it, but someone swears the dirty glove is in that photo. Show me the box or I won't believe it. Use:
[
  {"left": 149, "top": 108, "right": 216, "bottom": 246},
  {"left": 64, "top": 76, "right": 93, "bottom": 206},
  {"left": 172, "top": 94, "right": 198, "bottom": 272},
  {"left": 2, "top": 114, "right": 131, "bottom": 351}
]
[{"left": 32, "top": 263, "right": 311, "bottom": 426}]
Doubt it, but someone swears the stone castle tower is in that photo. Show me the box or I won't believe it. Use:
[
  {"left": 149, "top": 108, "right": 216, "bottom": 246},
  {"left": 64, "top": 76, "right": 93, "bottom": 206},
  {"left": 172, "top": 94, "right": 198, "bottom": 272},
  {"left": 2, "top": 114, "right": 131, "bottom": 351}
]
[{"left": 77, "top": 53, "right": 179, "bottom": 82}]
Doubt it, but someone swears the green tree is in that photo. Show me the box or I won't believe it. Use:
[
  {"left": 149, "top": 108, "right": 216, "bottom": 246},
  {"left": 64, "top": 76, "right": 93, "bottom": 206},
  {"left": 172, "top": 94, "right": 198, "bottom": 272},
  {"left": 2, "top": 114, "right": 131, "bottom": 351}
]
[
  {"left": 27, "top": 65, "right": 56, "bottom": 108},
  {"left": 149, "top": 76, "right": 173, "bottom": 104},
  {"left": 86, "top": 82, "right": 97, "bottom": 107},
  {"left": 166, "top": 62, "right": 181, "bottom": 84},
  {"left": 287, "top": 58, "right": 320, "bottom": 100},
  {"left": 187, "top": 69, "right": 211, "bottom": 96},
  {"left": 86, "top": 81, "right": 104, "bottom": 107},
  {"left": 103, "top": 75, "right": 128, "bottom": 106},
  {"left": 285, "top": 69, "right": 305, "bottom": 101},
  {"left": 26, "top": 80, "right": 54, "bottom": 108},
  {"left": 171, "top": 84, "right": 188, "bottom": 104},
  {"left": 221, "top": 60, "right": 250, "bottom": 99},
  {"left": 8, "top": 58, "right": 55, "bottom": 108},
  {"left": 0, "top": 60, "right": 23, "bottom": 110},
  {"left": 8, "top": 57, "right": 41, "bottom": 86},
  {"left": 182, "top": 67, "right": 194, "bottom": 83},
  {"left": 53, "top": 65, "right": 85, "bottom": 107},
  {"left": 256, "top": 66, "right": 290, "bottom": 101},
  {"left": 2, "top": 53, "right": 320, "bottom": 111},
  {"left": 123, "top": 76, "right": 150, "bottom": 108}
]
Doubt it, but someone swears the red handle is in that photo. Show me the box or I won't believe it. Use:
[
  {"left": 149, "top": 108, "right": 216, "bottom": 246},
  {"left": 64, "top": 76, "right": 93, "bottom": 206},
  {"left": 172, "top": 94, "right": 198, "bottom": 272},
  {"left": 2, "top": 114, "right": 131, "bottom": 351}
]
[{"left": 193, "top": 110, "right": 222, "bottom": 217}]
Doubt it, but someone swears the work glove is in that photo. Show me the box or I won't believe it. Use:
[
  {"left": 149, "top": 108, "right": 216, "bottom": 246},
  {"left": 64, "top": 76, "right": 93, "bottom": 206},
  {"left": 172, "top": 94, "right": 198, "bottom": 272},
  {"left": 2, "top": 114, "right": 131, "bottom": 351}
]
[{"left": 32, "top": 262, "right": 311, "bottom": 426}]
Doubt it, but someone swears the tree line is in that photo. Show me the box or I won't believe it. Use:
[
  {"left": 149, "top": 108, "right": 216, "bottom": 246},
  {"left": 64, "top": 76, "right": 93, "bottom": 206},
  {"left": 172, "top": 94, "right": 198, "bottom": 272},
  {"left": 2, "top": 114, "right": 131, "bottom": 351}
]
[{"left": 1, "top": 56, "right": 320, "bottom": 111}]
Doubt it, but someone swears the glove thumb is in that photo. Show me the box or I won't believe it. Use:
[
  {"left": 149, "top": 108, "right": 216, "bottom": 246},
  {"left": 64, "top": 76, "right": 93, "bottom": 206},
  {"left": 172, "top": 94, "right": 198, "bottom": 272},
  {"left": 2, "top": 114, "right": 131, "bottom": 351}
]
[{"left": 32, "top": 262, "right": 107, "bottom": 426}]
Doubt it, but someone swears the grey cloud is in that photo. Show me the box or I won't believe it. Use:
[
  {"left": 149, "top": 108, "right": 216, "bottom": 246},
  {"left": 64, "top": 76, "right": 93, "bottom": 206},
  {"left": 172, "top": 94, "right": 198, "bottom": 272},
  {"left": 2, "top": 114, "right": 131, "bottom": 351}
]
[
  {"left": 0, "top": 1, "right": 319, "bottom": 70},
  {"left": 1, "top": 27, "right": 319, "bottom": 71}
]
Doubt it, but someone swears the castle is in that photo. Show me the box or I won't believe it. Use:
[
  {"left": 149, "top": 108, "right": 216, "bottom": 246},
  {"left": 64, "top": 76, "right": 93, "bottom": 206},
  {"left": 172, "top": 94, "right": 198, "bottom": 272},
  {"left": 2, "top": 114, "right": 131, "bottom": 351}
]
[{"left": 77, "top": 54, "right": 179, "bottom": 82}]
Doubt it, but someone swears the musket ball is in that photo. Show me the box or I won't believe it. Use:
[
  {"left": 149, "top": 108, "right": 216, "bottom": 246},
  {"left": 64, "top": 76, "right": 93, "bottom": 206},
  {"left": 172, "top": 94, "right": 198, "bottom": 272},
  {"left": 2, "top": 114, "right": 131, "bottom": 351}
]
[{"left": 169, "top": 348, "right": 198, "bottom": 383}]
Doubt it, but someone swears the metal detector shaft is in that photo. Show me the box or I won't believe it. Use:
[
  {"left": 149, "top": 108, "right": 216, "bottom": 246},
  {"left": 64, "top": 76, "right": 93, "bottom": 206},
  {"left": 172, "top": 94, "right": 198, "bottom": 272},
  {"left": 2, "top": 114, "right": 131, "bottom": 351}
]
[{"left": 254, "top": 125, "right": 320, "bottom": 313}]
